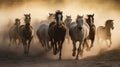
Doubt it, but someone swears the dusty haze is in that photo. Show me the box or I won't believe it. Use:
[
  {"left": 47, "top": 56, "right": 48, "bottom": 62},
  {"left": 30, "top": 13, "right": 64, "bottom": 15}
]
[{"left": 0, "top": 0, "right": 120, "bottom": 60}]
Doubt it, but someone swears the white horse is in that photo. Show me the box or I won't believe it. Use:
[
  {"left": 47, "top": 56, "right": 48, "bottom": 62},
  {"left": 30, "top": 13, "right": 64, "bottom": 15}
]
[
  {"left": 36, "top": 13, "right": 55, "bottom": 49},
  {"left": 97, "top": 20, "right": 114, "bottom": 47},
  {"left": 69, "top": 15, "right": 90, "bottom": 60},
  {"left": 64, "top": 15, "right": 72, "bottom": 43},
  {"left": 9, "top": 18, "right": 21, "bottom": 47}
]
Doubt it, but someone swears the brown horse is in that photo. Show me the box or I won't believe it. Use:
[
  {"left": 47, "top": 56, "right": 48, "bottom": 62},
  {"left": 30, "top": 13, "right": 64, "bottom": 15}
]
[
  {"left": 97, "top": 20, "right": 114, "bottom": 47},
  {"left": 9, "top": 18, "right": 21, "bottom": 47},
  {"left": 85, "top": 14, "right": 96, "bottom": 49},
  {"left": 48, "top": 10, "right": 66, "bottom": 60},
  {"left": 19, "top": 14, "right": 34, "bottom": 56}
]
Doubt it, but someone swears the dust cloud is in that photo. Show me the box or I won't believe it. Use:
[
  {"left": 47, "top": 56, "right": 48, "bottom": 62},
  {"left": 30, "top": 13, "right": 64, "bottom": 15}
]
[{"left": 0, "top": 0, "right": 120, "bottom": 60}]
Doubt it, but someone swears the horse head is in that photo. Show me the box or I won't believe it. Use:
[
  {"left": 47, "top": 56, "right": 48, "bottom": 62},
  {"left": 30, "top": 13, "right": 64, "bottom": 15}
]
[
  {"left": 55, "top": 10, "right": 63, "bottom": 24},
  {"left": 14, "top": 18, "right": 21, "bottom": 26},
  {"left": 105, "top": 20, "right": 114, "bottom": 30},
  {"left": 24, "top": 13, "right": 31, "bottom": 25},
  {"left": 65, "top": 15, "right": 72, "bottom": 27},
  {"left": 48, "top": 13, "right": 55, "bottom": 22},
  {"left": 87, "top": 14, "right": 94, "bottom": 26},
  {"left": 76, "top": 15, "right": 84, "bottom": 30},
  {"left": 66, "top": 15, "right": 72, "bottom": 24}
]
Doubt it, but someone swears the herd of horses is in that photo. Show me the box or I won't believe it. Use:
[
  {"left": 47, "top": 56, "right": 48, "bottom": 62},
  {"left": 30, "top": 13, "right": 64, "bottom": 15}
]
[{"left": 8, "top": 10, "right": 114, "bottom": 60}]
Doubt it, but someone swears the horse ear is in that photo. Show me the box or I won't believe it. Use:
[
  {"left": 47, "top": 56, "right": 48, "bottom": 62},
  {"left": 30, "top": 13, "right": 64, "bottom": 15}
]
[
  {"left": 77, "top": 15, "right": 79, "bottom": 17},
  {"left": 61, "top": 11, "right": 63, "bottom": 13},
  {"left": 24, "top": 14, "right": 26, "bottom": 16},
  {"left": 66, "top": 15, "right": 68, "bottom": 17},
  {"left": 49, "top": 13, "right": 51, "bottom": 15},
  {"left": 87, "top": 14, "right": 89, "bottom": 16},
  {"left": 29, "top": 13, "right": 31, "bottom": 16},
  {"left": 93, "top": 14, "right": 94, "bottom": 16},
  {"left": 82, "top": 15, "right": 84, "bottom": 18}
]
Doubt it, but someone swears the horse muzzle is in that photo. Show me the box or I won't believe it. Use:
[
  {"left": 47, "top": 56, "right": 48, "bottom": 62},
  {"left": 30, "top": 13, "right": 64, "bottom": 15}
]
[
  {"left": 78, "top": 27, "right": 82, "bottom": 30},
  {"left": 112, "top": 27, "right": 114, "bottom": 29}
]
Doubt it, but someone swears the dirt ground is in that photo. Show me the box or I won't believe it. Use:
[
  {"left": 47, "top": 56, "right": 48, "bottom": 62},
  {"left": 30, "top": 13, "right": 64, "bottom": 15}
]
[{"left": 0, "top": 39, "right": 120, "bottom": 67}]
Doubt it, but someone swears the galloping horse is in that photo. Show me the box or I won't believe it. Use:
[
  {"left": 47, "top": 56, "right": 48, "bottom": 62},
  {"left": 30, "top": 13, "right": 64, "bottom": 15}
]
[
  {"left": 64, "top": 15, "right": 72, "bottom": 43},
  {"left": 69, "top": 15, "right": 90, "bottom": 60},
  {"left": 19, "top": 14, "right": 34, "bottom": 56},
  {"left": 85, "top": 14, "right": 96, "bottom": 49},
  {"left": 9, "top": 18, "right": 21, "bottom": 47},
  {"left": 36, "top": 13, "right": 55, "bottom": 49},
  {"left": 97, "top": 20, "right": 114, "bottom": 47},
  {"left": 48, "top": 10, "right": 66, "bottom": 60}
]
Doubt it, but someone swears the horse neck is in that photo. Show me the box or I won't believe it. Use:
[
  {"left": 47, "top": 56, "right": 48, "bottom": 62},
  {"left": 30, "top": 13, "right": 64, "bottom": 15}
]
[
  {"left": 25, "top": 23, "right": 31, "bottom": 30},
  {"left": 64, "top": 19, "right": 69, "bottom": 28},
  {"left": 48, "top": 18, "right": 54, "bottom": 23},
  {"left": 105, "top": 25, "right": 111, "bottom": 33}
]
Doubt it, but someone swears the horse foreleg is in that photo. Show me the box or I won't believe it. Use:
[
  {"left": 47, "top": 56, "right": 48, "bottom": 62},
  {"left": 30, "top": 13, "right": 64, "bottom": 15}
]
[
  {"left": 58, "top": 41, "right": 63, "bottom": 60},
  {"left": 109, "top": 39, "right": 112, "bottom": 47},
  {"left": 27, "top": 38, "right": 32, "bottom": 56},
  {"left": 76, "top": 41, "right": 84, "bottom": 60},
  {"left": 72, "top": 41, "right": 76, "bottom": 57},
  {"left": 23, "top": 40, "right": 27, "bottom": 56},
  {"left": 53, "top": 40, "right": 57, "bottom": 55},
  {"left": 9, "top": 37, "right": 12, "bottom": 46}
]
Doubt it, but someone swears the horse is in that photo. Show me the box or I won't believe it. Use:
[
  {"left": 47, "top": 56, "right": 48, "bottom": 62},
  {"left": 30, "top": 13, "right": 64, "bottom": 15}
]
[
  {"left": 85, "top": 14, "right": 96, "bottom": 49},
  {"left": 97, "top": 20, "right": 114, "bottom": 47},
  {"left": 19, "top": 14, "right": 34, "bottom": 56},
  {"left": 36, "top": 13, "right": 55, "bottom": 49},
  {"left": 9, "top": 18, "right": 21, "bottom": 47},
  {"left": 64, "top": 15, "right": 72, "bottom": 43},
  {"left": 48, "top": 10, "right": 66, "bottom": 60},
  {"left": 69, "top": 15, "right": 90, "bottom": 60}
]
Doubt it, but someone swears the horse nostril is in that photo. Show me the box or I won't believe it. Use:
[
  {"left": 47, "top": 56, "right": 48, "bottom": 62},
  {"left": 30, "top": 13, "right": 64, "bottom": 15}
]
[
  {"left": 78, "top": 27, "right": 82, "bottom": 30},
  {"left": 112, "top": 27, "right": 114, "bottom": 29}
]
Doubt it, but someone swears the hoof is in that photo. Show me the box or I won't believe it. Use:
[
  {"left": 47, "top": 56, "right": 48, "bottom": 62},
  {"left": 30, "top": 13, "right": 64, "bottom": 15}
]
[
  {"left": 75, "top": 57, "right": 79, "bottom": 60},
  {"left": 59, "top": 57, "right": 62, "bottom": 61},
  {"left": 108, "top": 45, "right": 111, "bottom": 48},
  {"left": 86, "top": 48, "right": 91, "bottom": 51},
  {"left": 72, "top": 52, "right": 76, "bottom": 57},
  {"left": 53, "top": 50, "right": 57, "bottom": 55},
  {"left": 80, "top": 51, "right": 83, "bottom": 57}
]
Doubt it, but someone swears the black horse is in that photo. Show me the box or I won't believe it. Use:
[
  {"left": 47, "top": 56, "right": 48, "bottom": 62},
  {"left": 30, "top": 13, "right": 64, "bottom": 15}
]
[
  {"left": 19, "top": 14, "right": 34, "bottom": 56},
  {"left": 48, "top": 10, "right": 66, "bottom": 60},
  {"left": 86, "top": 14, "right": 96, "bottom": 49}
]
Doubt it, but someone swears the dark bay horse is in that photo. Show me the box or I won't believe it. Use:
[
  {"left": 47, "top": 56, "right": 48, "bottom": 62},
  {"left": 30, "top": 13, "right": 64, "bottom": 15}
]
[
  {"left": 85, "top": 14, "right": 96, "bottom": 49},
  {"left": 48, "top": 10, "right": 66, "bottom": 60},
  {"left": 19, "top": 14, "right": 34, "bottom": 56}
]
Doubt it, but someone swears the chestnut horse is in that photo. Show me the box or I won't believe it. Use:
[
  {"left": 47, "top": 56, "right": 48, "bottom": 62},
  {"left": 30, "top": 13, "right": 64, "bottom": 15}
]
[{"left": 97, "top": 20, "right": 114, "bottom": 47}]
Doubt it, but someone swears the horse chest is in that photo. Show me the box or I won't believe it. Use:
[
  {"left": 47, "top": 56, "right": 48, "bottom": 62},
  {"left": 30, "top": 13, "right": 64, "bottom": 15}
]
[{"left": 72, "top": 29, "right": 84, "bottom": 41}]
